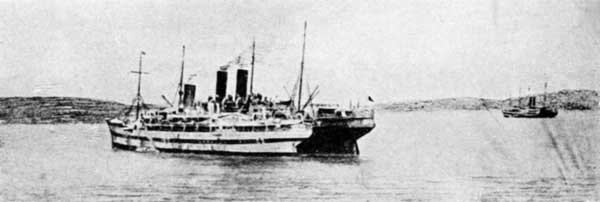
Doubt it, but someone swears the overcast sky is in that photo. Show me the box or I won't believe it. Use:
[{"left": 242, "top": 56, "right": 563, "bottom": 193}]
[{"left": 1, "top": 0, "right": 600, "bottom": 104}]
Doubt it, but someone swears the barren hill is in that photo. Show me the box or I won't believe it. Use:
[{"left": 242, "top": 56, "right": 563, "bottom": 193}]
[
  {"left": 0, "top": 97, "right": 129, "bottom": 124},
  {"left": 378, "top": 89, "right": 600, "bottom": 112}
]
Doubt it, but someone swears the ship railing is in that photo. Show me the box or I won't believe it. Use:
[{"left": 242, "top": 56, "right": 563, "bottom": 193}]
[
  {"left": 315, "top": 107, "right": 374, "bottom": 119},
  {"left": 140, "top": 116, "right": 300, "bottom": 133}
]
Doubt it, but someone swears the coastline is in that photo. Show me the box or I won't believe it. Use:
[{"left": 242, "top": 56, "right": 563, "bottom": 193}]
[
  {"left": 378, "top": 89, "right": 599, "bottom": 112},
  {"left": 1, "top": 89, "right": 597, "bottom": 124}
]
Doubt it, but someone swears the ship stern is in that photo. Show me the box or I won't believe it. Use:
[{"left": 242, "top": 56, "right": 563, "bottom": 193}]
[{"left": 297, "top": 117, "right": 375, "bottom": 155}]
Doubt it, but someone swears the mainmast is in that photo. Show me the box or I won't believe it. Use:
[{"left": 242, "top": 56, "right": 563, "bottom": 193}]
[
  {"left": 297, "top": 21, "right": 307, "bottom": 111},
  {"left": 250, "top": 40, "right": 256, "bottom": 95},
  {"left": 131, "top": 51, "right": 148, "bottom": 120},
  {"left": 177, "top": 45, "right": 186, "bottom": 109}
]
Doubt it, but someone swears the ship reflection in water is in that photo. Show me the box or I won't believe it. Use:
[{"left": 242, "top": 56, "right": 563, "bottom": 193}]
[{"left": 1, "top": 111, "right": 599, "bottom": 201}]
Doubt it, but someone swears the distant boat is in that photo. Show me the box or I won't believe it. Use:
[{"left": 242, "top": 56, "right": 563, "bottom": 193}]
[
  {"left": 501, "top": 99, "right": 558, "bottom": 118},
  {"left": 502, "top": 83, "right": 558, "bottom": 118}
]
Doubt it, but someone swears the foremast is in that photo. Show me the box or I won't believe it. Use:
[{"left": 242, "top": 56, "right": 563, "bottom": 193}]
[{"left": 130, "top": 51, "right": 148, "bottom": 120}]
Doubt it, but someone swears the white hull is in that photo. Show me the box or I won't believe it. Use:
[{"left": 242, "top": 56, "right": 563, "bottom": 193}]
[{"left": 108, "top": 123, "right": 312, "bottom": 155}]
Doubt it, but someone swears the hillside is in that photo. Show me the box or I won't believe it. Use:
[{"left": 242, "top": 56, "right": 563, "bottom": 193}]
[
  {"left": 378, "top": 89, "right": 600, "bottom": 112},
  {"left": 0, "top": 97, "right": 130, "bottom": 124},
  {"left": 0, "top": 90, "right": 597, "bottom": 124}
]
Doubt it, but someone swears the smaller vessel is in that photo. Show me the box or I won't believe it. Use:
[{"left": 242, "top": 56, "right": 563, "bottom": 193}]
[{"left": 502, "top": 83, "right": 558, "bottom": 118}]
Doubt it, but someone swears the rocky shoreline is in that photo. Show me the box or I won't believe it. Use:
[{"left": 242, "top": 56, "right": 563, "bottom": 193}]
[
  {"left": 0, "top": 97, "right": 142, "bottom": 124},
  {"left": 378, "top": 89, "right": 600, "bottom": 112}
]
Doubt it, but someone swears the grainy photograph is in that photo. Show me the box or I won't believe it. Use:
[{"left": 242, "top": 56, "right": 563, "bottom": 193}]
[{"left": 1, "top": 0, "right": 599, "bottom": 201}]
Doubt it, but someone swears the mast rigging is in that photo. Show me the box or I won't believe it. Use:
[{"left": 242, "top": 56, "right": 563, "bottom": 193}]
[
  {"left": 130, "top": 51, "right": 148, "bottom": 120},
  {"left": 177, "top": 45, "right": 186, "bottom": 109},
  {"left": 250, "top": 40, "right": 256, "bottom": 96}
]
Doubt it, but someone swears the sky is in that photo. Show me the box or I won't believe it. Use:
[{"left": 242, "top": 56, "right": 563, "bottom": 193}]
[{"left": 1, "top": 0, "right": 600, "bottom": 105}]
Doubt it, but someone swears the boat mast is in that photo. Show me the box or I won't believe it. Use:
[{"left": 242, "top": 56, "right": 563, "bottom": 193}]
[
  {"left": 177, "top": 45, "right": 186, "bottom": 109},
  {"left": 250, "top": 40, "right": 256, "bottom": 95},
  {"left": 544, "top": 82, "right": 548, "bottom": 106},
  {"left": 297, "top": 21, "right": 307, "bottom": 111},
  {"left": 131, "top": 51, "right": 148, "bottom": 120}
]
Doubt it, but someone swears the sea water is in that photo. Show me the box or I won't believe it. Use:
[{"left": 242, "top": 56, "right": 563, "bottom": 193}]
[{"left": 1, "top": 111, "right": 599, "bottom": 201}]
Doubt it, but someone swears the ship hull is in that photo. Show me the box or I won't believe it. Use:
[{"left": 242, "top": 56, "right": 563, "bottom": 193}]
[
  {"left": 107, "top": 121, "right": 310, "bottom": 155},
  {"left": 502, "top": 107, "right": 558, "bottom": 118},
  {"left": 107, "top": 117, "right": 376, "bottom": 155},
  {"left": 297, "top": 118, "right": 375, "bottom": 155}
]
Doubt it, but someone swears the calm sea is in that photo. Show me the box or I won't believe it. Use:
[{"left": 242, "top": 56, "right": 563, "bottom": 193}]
[{"left": 1, "top": 111, "right": 599, "bottom": 201}]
